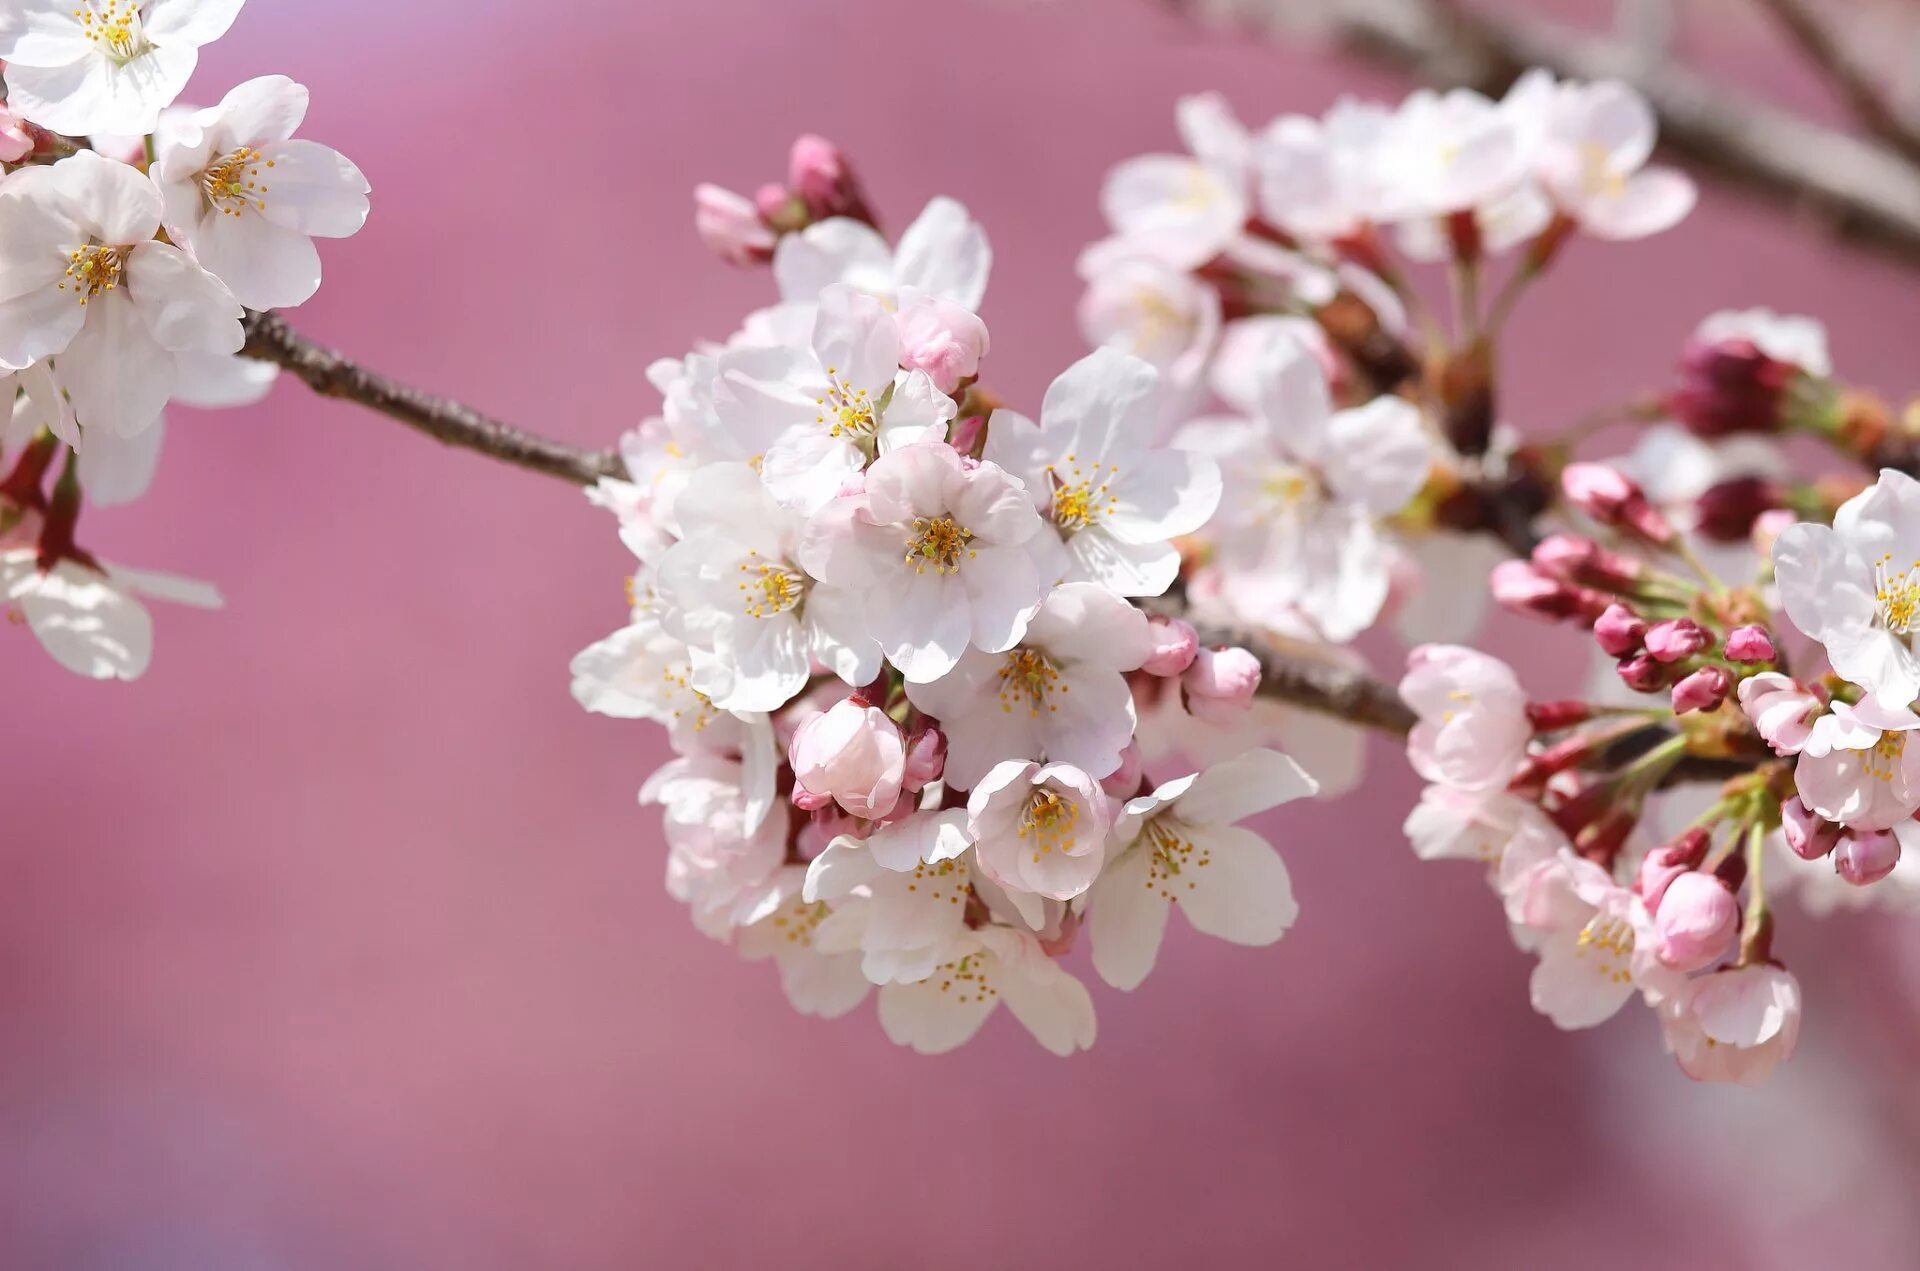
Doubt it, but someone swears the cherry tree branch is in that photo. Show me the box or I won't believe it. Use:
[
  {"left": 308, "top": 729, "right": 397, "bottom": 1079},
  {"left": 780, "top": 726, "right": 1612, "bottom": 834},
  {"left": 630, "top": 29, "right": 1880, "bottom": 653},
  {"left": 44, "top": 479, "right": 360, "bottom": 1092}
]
[
  {"left": 1166, "top": 0, "right": 1920, "bottom": 265},
  {"left": 1749, "top": 0, "right": 1920, "bottom": 169},
  {"left": 238, "top": 310, "right": 625, "bottom": 487}
]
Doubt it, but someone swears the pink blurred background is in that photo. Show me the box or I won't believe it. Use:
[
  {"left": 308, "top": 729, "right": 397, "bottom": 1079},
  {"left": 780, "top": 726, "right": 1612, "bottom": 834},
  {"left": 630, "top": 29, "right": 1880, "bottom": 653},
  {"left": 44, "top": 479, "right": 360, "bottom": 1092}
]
[{"left": 5, "top": 1, "right": 1919, "bottom": 1266}]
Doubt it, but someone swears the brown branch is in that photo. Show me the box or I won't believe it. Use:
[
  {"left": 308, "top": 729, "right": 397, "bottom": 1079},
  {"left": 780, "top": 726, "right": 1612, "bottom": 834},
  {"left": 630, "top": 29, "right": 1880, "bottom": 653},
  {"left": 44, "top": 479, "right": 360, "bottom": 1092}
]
[
  {"left": 1168, "top": 0, "right": 1920, "bottom": 265},
  {"left": 1751, "top": 0, "right": 1920, "bottom": 169},
  {"left": 239, "top": 310, "right": 624, "bottom": 487}
]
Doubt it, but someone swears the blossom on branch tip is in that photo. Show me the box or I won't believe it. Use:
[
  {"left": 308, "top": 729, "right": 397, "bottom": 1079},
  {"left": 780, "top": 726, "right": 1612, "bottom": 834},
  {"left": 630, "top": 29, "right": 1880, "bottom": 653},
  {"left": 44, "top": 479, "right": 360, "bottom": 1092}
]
[{"left": 0, "top": 0, "right": 246, "bottom": 136}]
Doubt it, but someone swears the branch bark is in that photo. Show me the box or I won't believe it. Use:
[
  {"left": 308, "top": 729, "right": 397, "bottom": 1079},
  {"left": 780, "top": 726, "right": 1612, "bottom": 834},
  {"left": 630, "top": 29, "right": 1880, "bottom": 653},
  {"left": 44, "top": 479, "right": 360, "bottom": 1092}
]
[
  {"left": 239, "top": 310, "right": 624, "bottom": 487},
  {"left": 1170, "top": 0, "right": 1920, "bottom": 265},
  {"left": 1750, "top": 0, "right": 1920, "bottom": 169}
]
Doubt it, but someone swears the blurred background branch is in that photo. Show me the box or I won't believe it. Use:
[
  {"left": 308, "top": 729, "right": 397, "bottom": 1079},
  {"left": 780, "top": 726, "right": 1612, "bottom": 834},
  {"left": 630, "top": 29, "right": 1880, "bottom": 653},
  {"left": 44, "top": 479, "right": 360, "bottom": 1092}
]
[{"left": 1163, "top": 0, "right": 1920, "bottom": 263}]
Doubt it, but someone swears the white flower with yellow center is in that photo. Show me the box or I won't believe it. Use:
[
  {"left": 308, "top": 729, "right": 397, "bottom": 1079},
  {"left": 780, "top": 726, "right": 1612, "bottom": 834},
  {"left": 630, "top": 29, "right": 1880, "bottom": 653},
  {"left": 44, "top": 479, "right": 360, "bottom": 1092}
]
[
  {"left": 1792, "top": 695, "right": 1920, "bottom": 831},
  {"left": 773, "top": 195, "right": 990, "bottom": 311},
  {"left": 642, "top": 747, "right": 784, "bottom": 939},
  {"left": 1524, "top": 72, "right": 1696, "bottom": 241},
  {"left": 904, "top": 581, "right": 1152, "bottom": 788},
  {"left": 714, "top": 284, "right": 956, "bottom": 514},
  {"left": 1777, "top": 468, "right": 1920, "bottom": 711},
  {"left": 1176, "top": 334, "right": 1430, "bottom": 642},
  {"left": 152, "top": 74, "right": 370, "bottom": 310},
  {"left": 0, "top": 152, "right": 242, "bottom": 438},
  {"left": 804, "top": 809, "right": 983, "bottom": 985},
  {"left": 0, "top": 0, "right": 244, "bottom": 136},
  {"left": 983, "top": 347, "right": 1221, "bottom": 598},
  {"left": 874, "top": 926, "right": 1096, "bottom": 1057},
  {"left": 654, "top": 461, "right": 878, "bottom": 712},
  {"left": 967, "top": 760, "right": 1112, "bottom": 901},
  {"left": 797, "top": 440, "right": 1050, "bottom": 684},
  {"left": 569, "top": 625, "right": 765, "bottom": 757},
  {"left": 1087, "top": 747, "right": 1317, "bottom": 991},
  {"left": 1075, "top": 248, "right": 1222, "bottom": 393},
  {"left": 734, "top": 866, "right": 872, "bottom": 1020},
  {"left": 1094, "top": 94, "right": 1251, "bottom": 271}
]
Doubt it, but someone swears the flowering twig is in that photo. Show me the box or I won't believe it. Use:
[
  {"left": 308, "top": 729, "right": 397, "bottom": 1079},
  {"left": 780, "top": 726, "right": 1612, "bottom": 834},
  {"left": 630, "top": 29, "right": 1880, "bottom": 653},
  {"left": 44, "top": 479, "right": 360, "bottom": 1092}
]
[
  {"left": 1168, "top": 0, "right": 1920, "bottom": 265},
  {"left": 238, "top": 311, "right": 625, "bottom": 487},
  {"left": 1749, "top": 0, "right": 1920, "bottom": 170}
]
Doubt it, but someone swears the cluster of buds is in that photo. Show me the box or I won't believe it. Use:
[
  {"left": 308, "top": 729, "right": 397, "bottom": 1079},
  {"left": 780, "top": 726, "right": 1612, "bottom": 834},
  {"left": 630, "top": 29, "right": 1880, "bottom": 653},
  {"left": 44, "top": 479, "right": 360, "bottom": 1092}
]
[{"left": 694, "top": 135, "right": 876, "bottom": 266}]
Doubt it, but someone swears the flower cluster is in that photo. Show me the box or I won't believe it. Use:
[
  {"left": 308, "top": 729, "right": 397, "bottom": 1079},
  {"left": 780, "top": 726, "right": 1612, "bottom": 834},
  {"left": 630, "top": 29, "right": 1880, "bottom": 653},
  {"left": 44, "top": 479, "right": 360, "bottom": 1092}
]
[
  {"left": 0, "top": 0, "right": 368, "bottom": 678},
  {"left": 574, "top": 140, "right": 1321, "bottom": 1054}
]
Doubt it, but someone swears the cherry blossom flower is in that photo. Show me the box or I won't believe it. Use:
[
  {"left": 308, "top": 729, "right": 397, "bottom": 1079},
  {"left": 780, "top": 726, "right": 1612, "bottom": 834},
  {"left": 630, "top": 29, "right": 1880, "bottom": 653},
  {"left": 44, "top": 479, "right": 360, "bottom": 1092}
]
[
  {"left": 1498, "top": 819, "right": 1671, "bottom": 1028},
  {"left": 967, "top": 760, "right": 1112, "bottom": 901},
  {"left": 654, "top": 462, "right": 878, "bottom": 710},
  {"left": 773, "top": 196, "right": 989, "bottom": 311},
  {"left": 1254, "top": 98, "right": 1395, "bottom": 244},
  {"left": 875, "top": 926, "right": 1096, "bottom": 1056},
  {"left": 0, "top": 0, "right": 245, "bottom": 137},
  {"left": 1403, "top": 783, "right": 1542, "bottom": 867},
  {"left": 152, "top": 75, "right": 370, "bottom": 311},
  {"left": 643, "top": 749, "right": 786, "bottom": 939},
  {"left": 797, "top": 440, "right": 1049, "bottom": 683},
  {"left": 1737, "top": 672, "right": 1821, "bottom": 756},
  {"left": 1792, "top": 695, "right": 1920, "bottom": 831},
  {"left": 714, "top": 285, "right": 956, "bottom": 513},
  {"left": 1658, "top": 964, "right": 1803, "bottom": 1085},
  {"left": 1527, "top": 74, "right": 1697, "bottom": 240},
  {"left": 733, "top": 867, "right": 872, "bottom": 1019},
  {"left": 789, "top": 697, "right": 906, "bottom": 822},
  {"left": 1088, "top": 748, "right": 1317, "bottom": 990},
  {"left": 1175, "top": 335, "right": 1429, "bottom": 642},
  {"left": 982, "top": 347, "right": 1220, "bottom": 597},
  {"left": 1401, "top": 645, "right": 1531, "bottom": 792},
  {"left": 0, "top": 153, "right": 242, "bottom": 438},
  {"left": 803, "top": 809, "right": 984, "bottom": 985},
  {"left": 1372, "top": 87, "right": 1528, "bottom": 225},
  {"left": 904, "top": 581, "right": 1152, "bottom": 787},
  {"left": 1094, "top": 95, "right": 1251, "bottom": 270},
  {"left": 1, "top": 546, "right": 220, "bottom": 680},
  {"left": 1075, "top": 248, "right": 1222, "bottom": 394},
  {"left": 1776, "top": 469, "right": 1920, "bottom": 709}
]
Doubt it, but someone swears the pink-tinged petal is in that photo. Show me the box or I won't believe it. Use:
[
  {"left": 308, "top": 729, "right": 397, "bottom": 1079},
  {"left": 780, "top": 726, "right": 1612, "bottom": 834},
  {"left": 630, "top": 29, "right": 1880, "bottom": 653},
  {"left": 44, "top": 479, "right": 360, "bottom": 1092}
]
[
  {"left": 772, "top": 216, "right": 891, "bottom": 303},
  {"left": 174, "top": 208, "right": 319, "bottom": 311},
  {"left": 1530, "top": 932, "right": 1636, "bottom": 1029},
  {"left": 61, "top": 290, "right": 174, "bottom": 436},
  {"left": 1088, "top": 846, "right": 1169, "bottom": 990},
  {"left": 125, "top": 240, "right": 243, "bottom": 353},
  {"left": 1177, "top": 747, "right": 1319, "bottom": 827},
  {"left": 1178, "top": 824, "right": 1298, "bottom": 945},
  {"left": 872, "top": 369, "right": 955, "bottom": 452},
  {"left": 206, "top": 74, "right": 309, "bottom": 145},
  {"left": 255, "top": 139, "right": 370, "bottom": 238},
  {"left": 869, "top": 569, "right": 971, "bottom": 683},
  {"left": 1578, "top": 168, "right": 1696, "bottom": 240},
  {"left": 1253, "top": 333, "right": 1333, "bottom": 460},
  {"left": 876, "top": 944, "right": 999, "bottom": 1054},
  {"left": 1320, "top": 396, "right": 1431, "bottom": 515},
  {"left": 892, "top": 197, "right": 990, "bottom": 309},
  {"left": 1062, "top": 528, "right": 1179, "bottom": 599},
  {"left": 50, "top": 149, "right": 163, "bottom": 243},
  {"left": 863, "top": 440, "right": 961, "bottom": 524},
  {"left": 1039, "top": 346, "right": 1163, "bottom": 465},
  {"left": 959, "top": 543, "right": 1044, "bottom": 654},
  {"left": 990, "top": 942, "right": 1097, "bottom": 1057},
  {"left": 810, "top": 284, "right": 899, "bottom": 394},
  {"left": 78, "top": 413, "right": 164, "bottom": 507},
  {"left": 0, "top": 282, "right": 85, "bottom": 369},
  {"left": 1100, "top": 448, "right": 1221, "bottom": 543}
]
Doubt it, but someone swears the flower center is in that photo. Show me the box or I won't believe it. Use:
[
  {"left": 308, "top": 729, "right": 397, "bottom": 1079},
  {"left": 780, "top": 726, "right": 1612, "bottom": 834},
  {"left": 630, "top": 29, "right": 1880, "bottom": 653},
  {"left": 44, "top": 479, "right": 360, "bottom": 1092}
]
[
  {"left": 933, "top": 952, "right": 997, "bottom": 1004},
  {"left": 1260, "top": 463, "right": 1322, "bottom": 521},
  {"left": 813, "top": 366, "right": 878, "bottom": 444},
  {"left": 1575, "top": 911, "right": 1635, "bottom": 984},
  {"left": 1142, "top": 818, "right": 1209, "bottom": 899},
  {"left": 1045, "top": 453, "right": 1121, "bottom": 532},
  {"left": 1017, "top": 788, "right": 1080, "bottom": 862},
  {"left": 904, "top": 856, "right": 966, "bottom": 907},
  {"left": 1867, "top": 730, "right": 1907, "bottom": 782},
  {"left": 997, "top": 648, "right": 1061, "bottom": 716},
  {"left": 904, "top": 515, "right": 974, "bottom": 575},
  {"left": 1578, "top": 142, "right": 1627, "bottom": 199},
  {"left": 735, "top": 550, "right": 806, "bottom": 619},
  {"left": 767, "top": 899, "right": 831, "bottom": 946},
  {"left": 59, "top": 244, "right": 130, "bottom": 305},
  {"left": 79, "top": 2, "right": 148, "bottom": 63},
  {"left": 201, "top": 146, "right": 276, "bottom": 217},
  {"left": 1874, "top": 553, "right": 1920, "bottom": 635}
]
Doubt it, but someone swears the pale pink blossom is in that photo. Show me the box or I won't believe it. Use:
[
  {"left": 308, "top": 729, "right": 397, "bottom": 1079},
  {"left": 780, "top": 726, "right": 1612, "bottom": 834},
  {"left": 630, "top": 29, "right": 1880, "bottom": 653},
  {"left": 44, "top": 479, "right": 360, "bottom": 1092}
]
[
  {"left": 967, "top": 760, "right": 1112, "bottom": 901},
  {"left": 1651, "top": 872, "right": 1739, "bottom": 972},
  {"left": 1401, "top": 645, "right": 1530, "bottom": 792},
  {"left": 789, "top": 697, "right": 906, "bottom": 821},
  {"left": 1660, "top": 964, "right": 1802, "bottom": 1085},
  {"left": 1737, "top": 673, "right": 1820, "bottom": 756}
]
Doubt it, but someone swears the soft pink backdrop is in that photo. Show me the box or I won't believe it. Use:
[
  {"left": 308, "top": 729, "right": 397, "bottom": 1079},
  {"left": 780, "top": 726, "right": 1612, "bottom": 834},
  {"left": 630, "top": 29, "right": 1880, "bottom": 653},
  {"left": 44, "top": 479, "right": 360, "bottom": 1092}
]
[{"left": 4, "top": 1, "right": 1918, "bottom": 1267}]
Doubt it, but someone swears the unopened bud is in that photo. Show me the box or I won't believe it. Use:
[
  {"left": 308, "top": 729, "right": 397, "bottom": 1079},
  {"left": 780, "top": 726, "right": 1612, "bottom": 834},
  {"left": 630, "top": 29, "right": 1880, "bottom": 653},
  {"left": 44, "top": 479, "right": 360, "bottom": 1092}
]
[
  {"left": 1835, "top": 827, "right": 1902, "bottom": 886},
  {"left": 693, "top": 184, "right": 776, "bottom": 267},
  {"left": 1694, "top": 476, "right": 1784, "bottom": 543},
  {"left": 1561, "top": 462, "right": 1676, "bottom": 546},
  {"left": 1530, "top": 532, "right": 1644, "bottom": 591},
  {"left": 1644, "top": 618, "right": 1711, "bottom": 663},
  {"left": 1724, "top": 625, "right": 1776, "bottom": 664},
  {"left": 1184, "top": 646, "right": 1262, "bottom": 723},
  {"left": 1671, "top": 666, "right": 1733, "bottom": 715},
  {"left": 1652, "top": 872, "right": 1741, "bottom": 971},
  {"left": 1670, "top": 335, "right": 1793, "bottom": 438},
  {"left": 1616, "top": 652, "right": 1667, "bottom": 693},
  {"left": 1593, "top": 602, "right": 1647, "bottom": 657},
  {"left": 1490, "top": 560, "right": 1610, "bottom": 623},
  {"left": 1781, "top": 797, "right": 1842, "bottom": 861},
  {"left": 1141, "top": 615, "right": 1200, "bottom": 677}
]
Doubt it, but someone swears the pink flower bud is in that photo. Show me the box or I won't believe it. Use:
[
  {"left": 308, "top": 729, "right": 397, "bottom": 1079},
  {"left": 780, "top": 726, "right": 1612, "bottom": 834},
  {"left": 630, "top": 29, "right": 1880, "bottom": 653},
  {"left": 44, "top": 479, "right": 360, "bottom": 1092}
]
[
  {"left": 1142, "top": 615, "right": 1200, "bottom": 677},
  {"left": 693, "top": 184, "right": 776, "bottom": 267},
  {"left": 1780, "top": 797, "right": 1841, "bottom": 861},
  {"left": 788, "top": 698, "right": 907, "bottom": 821},
  {"left": 1184, "top": 646, "right": 1262, "bottom": 723},
  {"left": 1644, "top": 618, "right": 1711, "bottom": 663},
  {"left": 893, "top": 294, "right": 989, "bottom": 394},
  {"left": 1653, "top": 872, "right": 1741, "bottom": 972},
  {"left": 1751, "top": 508, "right": 1797, "bottom": 559},
  {"left": 1637, "top": 844, "right": 1692, "bottom": 910},
  {"left": 790, "top": 783, "right": 833, "bottom": 812},
  {"left": 1490, "top": 560, "right": 1610, "bottom": 623},
  {"left": 788, "top": 134, "right": 871, "bottom": 222},
  {"left": 1616, "top": 652, "right": 1667, "bottom": 693},
  {"left": 1671, "top": 666, "right": 1733, "bottom": 715},
  {"left": 901, "top": 725, "right": 947, "bottom": 793},
  {"left": 1694, "top": 476, "right": 1784, "bottom": 543},
  {"left": 1530, "top": 533, "right": 1643, "bottom": 590},
  {"left": 0, "top": 109, "right": 31, "bottom": 164},
  {"left": 1670, "top": 336, "right": 1793, "bottom": 438},
  {"left": 1100, "top": 742, "right": 1145, "bottom": 800},
  {"left": 1724, "top": 625, "right": 1776, "bottom": 663},
  {"left": 1593, "top": 602, "right": 1647, "bottom": 656},
  {"left": 1835, "top": 827, "right": 1902, "bottom": 886},
  {"left": 1561, "top": 462, "right": 1676, "bottom": 546}
]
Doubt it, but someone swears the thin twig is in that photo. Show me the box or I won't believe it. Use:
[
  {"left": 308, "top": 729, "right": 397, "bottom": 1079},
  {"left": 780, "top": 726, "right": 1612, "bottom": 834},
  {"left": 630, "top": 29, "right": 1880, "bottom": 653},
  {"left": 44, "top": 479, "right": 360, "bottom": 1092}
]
[
  {"left": 1168, "top": 0, "right": 1920, "bottom": 265},
  {"left": 239, "top": 310, "right": 624, "bottom": 487},
  {"left": 1750, "top": 0, "right": 1920, "bottom": 169}
]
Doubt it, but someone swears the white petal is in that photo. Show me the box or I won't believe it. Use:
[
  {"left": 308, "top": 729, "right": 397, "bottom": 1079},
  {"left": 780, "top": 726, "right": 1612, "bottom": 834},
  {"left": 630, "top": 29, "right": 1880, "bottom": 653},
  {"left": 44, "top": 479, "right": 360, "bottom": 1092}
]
[
  {"left": 11, "top": 559, "right": 153, "bottom": 680},
  {"left": 127, "top": 240, "right": 243, "bottom": 353},
  {"left": 892, "top": 197, "right": 991, "bottom": 309},
  {"left": 1178, "top": 825, "right": 1299, "bottom": 945},
  {"left": 208, "top": 74, "right": 309, "bottom": 145},
  {"left": 773, "top": 217, "right": 892, "bottom": 303},
  {"left": 61, "top": 290, "right": 175, "bottom": 437},
  {"left": 51, "top": 149, "right": 163, "bottom": 243},
  {"left": 1088, "top": 846, "right": 1169, "bottom": 990},
  {"left": 1176, "top": 747, "right": 1320, "bottom": 826},
  {"left": 188, "top": 210, "right": 322, "bottom": 311},
  {"left": 255, "top": 139, "right": 370, "bottom": 239}
]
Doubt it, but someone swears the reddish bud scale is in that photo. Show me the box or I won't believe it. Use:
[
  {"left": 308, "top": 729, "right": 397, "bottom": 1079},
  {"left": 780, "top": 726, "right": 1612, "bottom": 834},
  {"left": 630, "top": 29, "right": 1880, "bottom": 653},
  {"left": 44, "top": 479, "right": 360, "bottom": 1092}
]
[
  {"left": 1445, "top": 209, "right": 1482, "bottom": 263},
  {"left": 1526, "top": 700, "right": 1594, "bottom": 732},
  {"left": 1670, "top": 337, "right": 1794, "bottom": 438},
  {"left": 1576, "top": 809, "right": 1637, "bottom": 865},
  {"left": 1530, "top": 533, "right": 1645, "bottom": 592},
  {"left": 1694, "top": 476, "right": 1785, "bottom": 543},
  {"left": 1593, "top": 603, "right": 1647, "bottom": 657},
  {"left": 1616, "top": 652, "right": 1669, "bottom": 693}
]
